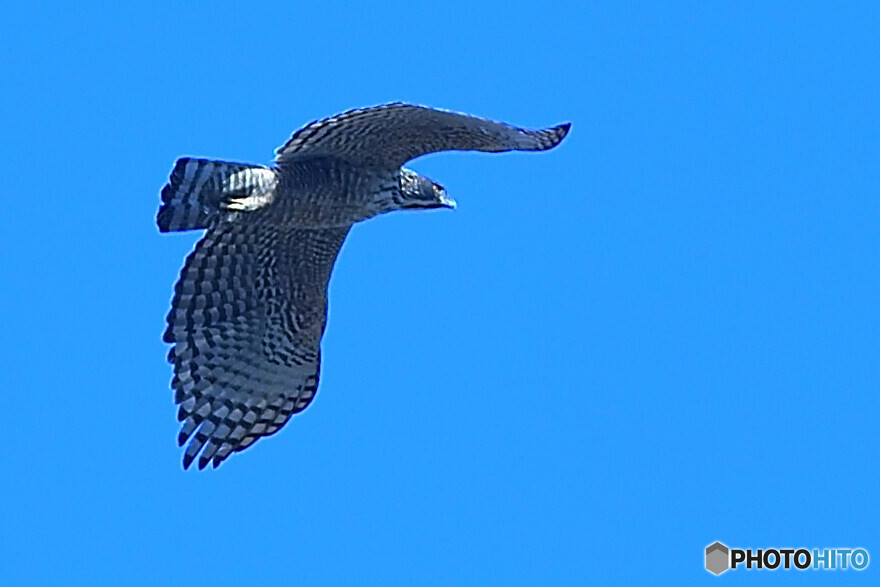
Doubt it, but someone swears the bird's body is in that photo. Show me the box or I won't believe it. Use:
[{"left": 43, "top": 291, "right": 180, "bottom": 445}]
[{"left": 159, "top": 103, "right": 570, "bottom": 469}]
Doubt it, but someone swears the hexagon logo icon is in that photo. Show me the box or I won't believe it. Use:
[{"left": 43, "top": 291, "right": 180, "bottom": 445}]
[{"left": 706, "top": 542, "right": 730, "bottom": 575}]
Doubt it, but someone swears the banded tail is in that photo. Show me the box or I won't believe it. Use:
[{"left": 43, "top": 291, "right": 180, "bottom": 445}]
[{"left": 157, "top": 158, "right": 278, "bottom": 232}]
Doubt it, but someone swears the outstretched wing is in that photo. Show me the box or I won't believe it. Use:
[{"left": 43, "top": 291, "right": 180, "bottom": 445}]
[
  {"left": 164, "top": 218, "right": 350, "bottom": 469},
  {"left": 275, "top": 102, "right": 571, "bottom": 169}
]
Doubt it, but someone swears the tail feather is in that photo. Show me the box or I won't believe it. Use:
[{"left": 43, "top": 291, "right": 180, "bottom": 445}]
[{"left": 157, "top": 158, "right": 277, "bottom": 232}]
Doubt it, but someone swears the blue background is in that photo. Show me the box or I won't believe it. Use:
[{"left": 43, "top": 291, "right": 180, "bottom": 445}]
[{"left": 1, "top": 2, "right": 876, "bottom": 584}]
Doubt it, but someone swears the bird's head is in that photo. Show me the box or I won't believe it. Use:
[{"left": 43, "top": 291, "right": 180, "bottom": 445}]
[{"left": 397, "top": 169, "right": 456, "bottom": 211}]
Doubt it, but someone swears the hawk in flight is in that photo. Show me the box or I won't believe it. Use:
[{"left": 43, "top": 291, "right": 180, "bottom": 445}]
[{"left": 158, "top": 103, "right": 570, "bottom": 469}]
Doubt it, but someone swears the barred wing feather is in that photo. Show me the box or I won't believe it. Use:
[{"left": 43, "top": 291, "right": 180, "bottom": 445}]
[
  {"left": 165, "top": 220, "right": 349, "bottom": 469},
  {"left": 275, "top": 102, "right": 570, "bottom": 169}
]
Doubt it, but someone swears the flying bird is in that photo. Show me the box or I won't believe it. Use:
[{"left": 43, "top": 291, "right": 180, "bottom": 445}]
[{"left": 158, "top": 103, "right": 570, "bottom": 469}]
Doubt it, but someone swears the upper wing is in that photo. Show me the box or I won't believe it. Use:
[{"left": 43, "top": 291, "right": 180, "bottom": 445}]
[
  {"left": 275, "top": 102, "right": 571, "bottom": 169},
  {"left": 164, "top": 217, "right": 350, "bottom": 469}
]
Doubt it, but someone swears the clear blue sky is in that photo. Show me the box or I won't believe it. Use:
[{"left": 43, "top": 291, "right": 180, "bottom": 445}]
[{"left": 1, "top": 2, "right": 876, "bottom": 584}]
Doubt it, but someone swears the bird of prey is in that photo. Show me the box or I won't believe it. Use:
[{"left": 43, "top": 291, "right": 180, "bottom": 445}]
[{"left": 158, "top": 102, "right": 570, "bottom": 469}]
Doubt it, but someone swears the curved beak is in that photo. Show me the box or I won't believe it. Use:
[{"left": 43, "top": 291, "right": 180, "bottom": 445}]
[{"left": 438, "top": 191, "right": 457, "bottom": 209}]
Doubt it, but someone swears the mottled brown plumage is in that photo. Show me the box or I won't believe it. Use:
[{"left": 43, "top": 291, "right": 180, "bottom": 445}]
[{"left": 159, "top": 103, "right": 570, "bottom": 469}]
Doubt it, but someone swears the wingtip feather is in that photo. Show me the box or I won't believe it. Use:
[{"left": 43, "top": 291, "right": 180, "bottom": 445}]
[{"left": 549, "top": 122, "right": 571, "bottom": 147}]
